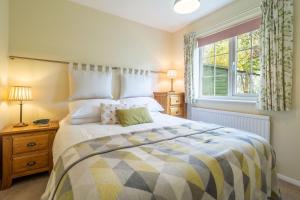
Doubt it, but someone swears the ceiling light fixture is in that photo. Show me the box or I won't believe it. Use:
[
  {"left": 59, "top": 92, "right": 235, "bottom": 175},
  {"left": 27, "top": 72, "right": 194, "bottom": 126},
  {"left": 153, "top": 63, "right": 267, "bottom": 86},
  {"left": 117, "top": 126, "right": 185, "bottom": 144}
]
[{"left": 173, "top": 0, "right": 200, "bottom": 14}]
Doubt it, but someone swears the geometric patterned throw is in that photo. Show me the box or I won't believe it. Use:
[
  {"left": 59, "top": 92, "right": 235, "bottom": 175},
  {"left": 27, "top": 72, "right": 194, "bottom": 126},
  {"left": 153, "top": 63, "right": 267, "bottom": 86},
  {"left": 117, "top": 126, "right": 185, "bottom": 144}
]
[{"left": 42, "top": 122, "right": 281, "bottom": 200}]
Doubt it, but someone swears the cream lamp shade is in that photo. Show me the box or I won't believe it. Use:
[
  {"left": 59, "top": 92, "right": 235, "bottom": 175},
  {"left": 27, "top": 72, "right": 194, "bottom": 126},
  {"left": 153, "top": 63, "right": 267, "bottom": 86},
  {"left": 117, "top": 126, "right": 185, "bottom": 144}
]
[
  {"left": 9, "top": 86, "right": 32, "bottom": 101},
  {"left": 167, "top": 69, "right": 177, "bottom": 79},
  {"left": 174, "top": 0, "right": 201, "bottom": 15}
]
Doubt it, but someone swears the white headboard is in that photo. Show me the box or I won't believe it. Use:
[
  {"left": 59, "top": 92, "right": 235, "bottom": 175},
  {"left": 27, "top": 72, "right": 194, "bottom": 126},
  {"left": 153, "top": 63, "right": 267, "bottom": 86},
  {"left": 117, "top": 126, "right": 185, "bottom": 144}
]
[{"left": 68, "top": 62, "right": 159, "bottom": 100}]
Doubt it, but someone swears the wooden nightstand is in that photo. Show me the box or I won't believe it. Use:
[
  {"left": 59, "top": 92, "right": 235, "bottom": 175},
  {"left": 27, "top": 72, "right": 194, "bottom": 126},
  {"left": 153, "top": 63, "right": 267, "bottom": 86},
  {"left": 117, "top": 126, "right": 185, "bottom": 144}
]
[
  {"left": 0, "top": 121, "right": 59, "bottom": 189},
  {"left": 154, "top": 92, "right": 186, "bottom": 118}
]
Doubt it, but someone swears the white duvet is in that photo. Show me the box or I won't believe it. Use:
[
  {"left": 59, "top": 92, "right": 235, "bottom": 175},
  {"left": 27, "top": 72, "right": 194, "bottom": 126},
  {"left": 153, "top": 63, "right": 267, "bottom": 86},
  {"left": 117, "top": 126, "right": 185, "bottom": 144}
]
[{"left": 53, "top": 112, "right": 195, "bottom": 164}]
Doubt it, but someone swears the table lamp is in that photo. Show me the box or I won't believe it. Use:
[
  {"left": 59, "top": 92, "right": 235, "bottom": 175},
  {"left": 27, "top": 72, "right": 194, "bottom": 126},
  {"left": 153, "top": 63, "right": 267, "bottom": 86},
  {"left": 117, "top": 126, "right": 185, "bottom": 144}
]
[
  {"left": 167, "top": 69, "right": 177, "bottom": 93},
  {"left": 8, "top": 86, "right": 32, "bottom": 127}
]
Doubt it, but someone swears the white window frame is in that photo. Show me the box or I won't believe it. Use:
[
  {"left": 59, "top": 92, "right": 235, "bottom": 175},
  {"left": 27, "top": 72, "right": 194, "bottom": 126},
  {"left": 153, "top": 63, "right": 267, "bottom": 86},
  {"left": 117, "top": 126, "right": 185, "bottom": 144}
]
[{"left": 197, "top": 30, "right": 259, "bottom": 103}]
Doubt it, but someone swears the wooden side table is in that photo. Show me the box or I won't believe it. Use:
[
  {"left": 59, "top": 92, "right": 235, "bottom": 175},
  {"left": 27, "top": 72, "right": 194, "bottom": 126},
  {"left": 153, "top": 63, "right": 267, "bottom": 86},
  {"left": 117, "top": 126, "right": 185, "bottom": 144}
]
[
  {"left": 154, "top": 92, "right": 186, "bottom": 118},
  {"left": 0, "top": 121, "right": 59, "bottom": 189}
]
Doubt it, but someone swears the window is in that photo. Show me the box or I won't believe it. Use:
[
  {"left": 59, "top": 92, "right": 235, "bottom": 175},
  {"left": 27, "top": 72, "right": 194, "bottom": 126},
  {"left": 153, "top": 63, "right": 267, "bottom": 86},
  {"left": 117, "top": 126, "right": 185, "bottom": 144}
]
[{"left": 198, "top": 18, "right": 261, "bottom": 101}]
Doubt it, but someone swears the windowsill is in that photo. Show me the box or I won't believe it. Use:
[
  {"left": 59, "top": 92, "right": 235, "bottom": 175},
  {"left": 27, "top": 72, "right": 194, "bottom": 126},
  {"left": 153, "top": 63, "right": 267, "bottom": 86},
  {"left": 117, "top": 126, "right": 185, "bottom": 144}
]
[{"left": 195, "top": 97, "right": 257, "bottom": 104}]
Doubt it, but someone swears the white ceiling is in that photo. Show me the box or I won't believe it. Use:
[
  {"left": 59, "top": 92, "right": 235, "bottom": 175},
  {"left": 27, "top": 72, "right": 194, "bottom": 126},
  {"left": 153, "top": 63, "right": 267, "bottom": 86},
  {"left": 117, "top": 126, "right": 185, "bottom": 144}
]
[{"left": 69, "top": 0, "right": 235, "bottom": 32}]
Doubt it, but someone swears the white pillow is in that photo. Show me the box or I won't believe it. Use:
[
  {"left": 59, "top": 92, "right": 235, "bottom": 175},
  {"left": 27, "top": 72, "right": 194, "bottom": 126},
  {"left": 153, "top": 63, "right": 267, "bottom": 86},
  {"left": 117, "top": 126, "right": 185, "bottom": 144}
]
[
  {"left": 69, "top": 69, "right": 113, "bottom": 100},
  {"left": 120, "top": 73, "right": 153, "bottom": 98},
  {"left": 120, "top": 97, "right": 164, "bottom": 112},
  {"left": 70, "top": 117, "right": 100, "bottom": 125},
  {"left": 69, "top": 99, "right": 118, "bottom": 125}
]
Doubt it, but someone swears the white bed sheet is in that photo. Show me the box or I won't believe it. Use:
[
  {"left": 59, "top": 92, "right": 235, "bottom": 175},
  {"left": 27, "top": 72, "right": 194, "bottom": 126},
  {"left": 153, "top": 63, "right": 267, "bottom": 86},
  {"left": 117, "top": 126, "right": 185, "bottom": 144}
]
[{"left": 53, "top": 112, "right": 195, "bottom": 164}]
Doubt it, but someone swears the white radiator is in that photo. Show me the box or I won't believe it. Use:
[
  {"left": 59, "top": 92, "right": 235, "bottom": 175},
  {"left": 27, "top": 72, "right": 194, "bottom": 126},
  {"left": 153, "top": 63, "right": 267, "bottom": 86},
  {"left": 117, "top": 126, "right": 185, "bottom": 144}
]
[{"left": 190, "top": 107, "right": 270, "bottom": 142}]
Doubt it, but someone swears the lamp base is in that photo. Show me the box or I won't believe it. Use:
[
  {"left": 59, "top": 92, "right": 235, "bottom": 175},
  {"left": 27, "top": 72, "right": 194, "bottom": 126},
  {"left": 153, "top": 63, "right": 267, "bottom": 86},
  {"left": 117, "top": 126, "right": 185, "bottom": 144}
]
[{"left": 13, "top": 122, "right": 29, "bottom": 128}]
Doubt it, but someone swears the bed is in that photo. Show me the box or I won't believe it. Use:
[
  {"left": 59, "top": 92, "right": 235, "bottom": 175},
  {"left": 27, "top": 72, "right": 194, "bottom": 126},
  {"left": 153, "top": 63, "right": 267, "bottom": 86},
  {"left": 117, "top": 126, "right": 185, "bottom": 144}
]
[
  {"left": 41, "top": 63, "right": 280, "bottom": 200},
  {"left": 42, "top": 112, "right": 280, "bottom": 200}
]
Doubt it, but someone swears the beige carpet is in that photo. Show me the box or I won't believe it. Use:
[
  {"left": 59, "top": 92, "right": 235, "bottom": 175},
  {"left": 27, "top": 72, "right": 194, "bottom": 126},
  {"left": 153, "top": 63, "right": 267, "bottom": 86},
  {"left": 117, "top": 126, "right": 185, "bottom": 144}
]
[
  {"left": 0, "top": 173, "right": 49, "bottom": 200},
  {"left": 0, "top": 173, "right": 300, "bottom": 200}
]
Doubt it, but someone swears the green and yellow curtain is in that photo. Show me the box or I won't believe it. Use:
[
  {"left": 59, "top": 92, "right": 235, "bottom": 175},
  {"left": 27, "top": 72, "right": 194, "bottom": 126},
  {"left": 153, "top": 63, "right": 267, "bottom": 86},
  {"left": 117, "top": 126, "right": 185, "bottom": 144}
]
[
  {"left": 259, "top": 0, "right": 294, "bottom": 111},
  {"left": 184, "top": 32, "right": 197, "bottom": 104}
]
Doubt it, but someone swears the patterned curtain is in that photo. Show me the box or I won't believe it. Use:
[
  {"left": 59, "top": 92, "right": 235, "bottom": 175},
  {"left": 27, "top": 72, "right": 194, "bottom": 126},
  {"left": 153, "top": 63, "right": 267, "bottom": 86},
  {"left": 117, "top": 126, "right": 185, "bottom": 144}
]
[
  {"left": 259, "top": 0, "right": 294, "bottom": 111},
  {"left": 184, "top": 32, "right": 197, "bottom": 104}
]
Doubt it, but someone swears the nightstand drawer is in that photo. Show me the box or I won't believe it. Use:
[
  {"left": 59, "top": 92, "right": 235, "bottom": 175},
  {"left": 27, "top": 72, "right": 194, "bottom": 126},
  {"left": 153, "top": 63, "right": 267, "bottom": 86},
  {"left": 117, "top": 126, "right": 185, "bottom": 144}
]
[
  {"left": 170, "top": 95, "right": 182, "bottom": 105},
  {"left": 13, "top": 133, "right": 49, "bottom": 155},
  {"left": 170, "top": 106, "right": 183, "bottom": 116},
  {"left": 13, "top": 152, "right": 49, "bottom": 174}
]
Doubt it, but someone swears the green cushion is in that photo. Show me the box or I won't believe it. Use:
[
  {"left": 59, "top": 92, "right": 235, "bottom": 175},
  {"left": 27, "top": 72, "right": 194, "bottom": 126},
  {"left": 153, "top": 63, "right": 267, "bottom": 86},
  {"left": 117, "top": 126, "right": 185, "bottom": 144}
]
[{"left": 116, "top": 107, "right": 153, "bottom": 127}]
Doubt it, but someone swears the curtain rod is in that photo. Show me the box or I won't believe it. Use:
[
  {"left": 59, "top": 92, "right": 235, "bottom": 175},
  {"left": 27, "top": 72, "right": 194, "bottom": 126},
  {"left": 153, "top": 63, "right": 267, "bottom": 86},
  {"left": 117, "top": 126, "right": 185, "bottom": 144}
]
[{"left": 9, "top": 55, "right": 166, "bottom": 74}]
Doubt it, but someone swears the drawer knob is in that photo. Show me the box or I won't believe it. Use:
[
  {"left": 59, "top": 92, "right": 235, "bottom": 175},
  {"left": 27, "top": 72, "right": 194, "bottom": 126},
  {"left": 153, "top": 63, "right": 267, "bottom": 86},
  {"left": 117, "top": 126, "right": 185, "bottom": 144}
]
[
  {"left": 27, "top": 142, "right": 37, "bottom": 147},
  {"left": 27, "top": 161, "right": 36, "bottom": 167}
]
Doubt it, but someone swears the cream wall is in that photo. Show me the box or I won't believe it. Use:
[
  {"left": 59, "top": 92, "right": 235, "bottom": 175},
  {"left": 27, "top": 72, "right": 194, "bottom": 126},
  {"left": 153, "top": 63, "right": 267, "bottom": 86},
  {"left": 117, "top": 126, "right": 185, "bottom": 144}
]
[
  {"left": 8, "top": 60, "right": 69, "bottom": 123},
  {"left": 0, "top": 0, "right": 9, "bottom": 129},
  {"left": 171, "top": 0, "right": 300, "bottom": 181},
  {"left": 9, "top": 0, "right": 172, "bottom": 67},
  {"left": 8, "top": 0, "right": 173, "bottom": 123}
]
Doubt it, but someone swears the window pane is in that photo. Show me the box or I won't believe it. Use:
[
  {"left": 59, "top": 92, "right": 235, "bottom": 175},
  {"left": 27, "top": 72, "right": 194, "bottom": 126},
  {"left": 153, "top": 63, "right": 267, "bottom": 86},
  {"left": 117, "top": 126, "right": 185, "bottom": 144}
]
[
  {"left": 203, "top": 64, "right": 214, "bottom": 76},
  {"left": 202, "top": 44, "right": 215, "bottom": 96},
  {"left": 202, "top": 64, "right": 215, "bottom": 96},
  {"left": 215, "top": 39, "right": 229, "bottom": 55},
  {"left": 251, "top": 32, "right": 261, "bottom": 95},
  {"left": 203, "top": 54, "right": 214, "bottom": 66},
  {"left": 203, "top": 44, "right": 214, "bottom": 58},
  {"left": 237, "top": 32, "right": 251, "bottom": 50},
  {"left": 236, "top": 50, "right": 251, "bottom": 94},
  {"left": 215, "top": 54, "right": 229, "bottom": 69},
  {"left": 251, "top": 53, "right": 260, "bottom": 94},
  {"left": 236, "top": 72, "right": 251, "bottom": 94},
  {"left": 237, "top": 50, "right": 251, "bottom": 73},
  {"left": 215, "top": 68, "right": 228, "bottom": 96},
  {"left": 202, "top": 76, "right": 214, "bottom": 96},
  {"left": 215, "top": 54, "right": 229, "bottom": 96},
  {"left": 252, "top": 29, "right": 260, "bottom": 47}
]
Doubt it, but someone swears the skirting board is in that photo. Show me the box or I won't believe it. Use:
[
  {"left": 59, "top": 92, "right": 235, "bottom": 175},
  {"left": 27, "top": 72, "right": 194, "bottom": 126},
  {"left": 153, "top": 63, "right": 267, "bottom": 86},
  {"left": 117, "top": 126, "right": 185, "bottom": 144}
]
[{"left": 278, "top": 173, "right": 300, "bottom": 188}]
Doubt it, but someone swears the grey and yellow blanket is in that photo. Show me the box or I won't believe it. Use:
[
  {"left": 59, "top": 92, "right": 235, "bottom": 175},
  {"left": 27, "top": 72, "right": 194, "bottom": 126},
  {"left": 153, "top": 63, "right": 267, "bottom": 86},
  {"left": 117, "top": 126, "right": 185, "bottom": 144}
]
[{"left": 42, "top": 122, "right": 280, "bottom": 200}]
